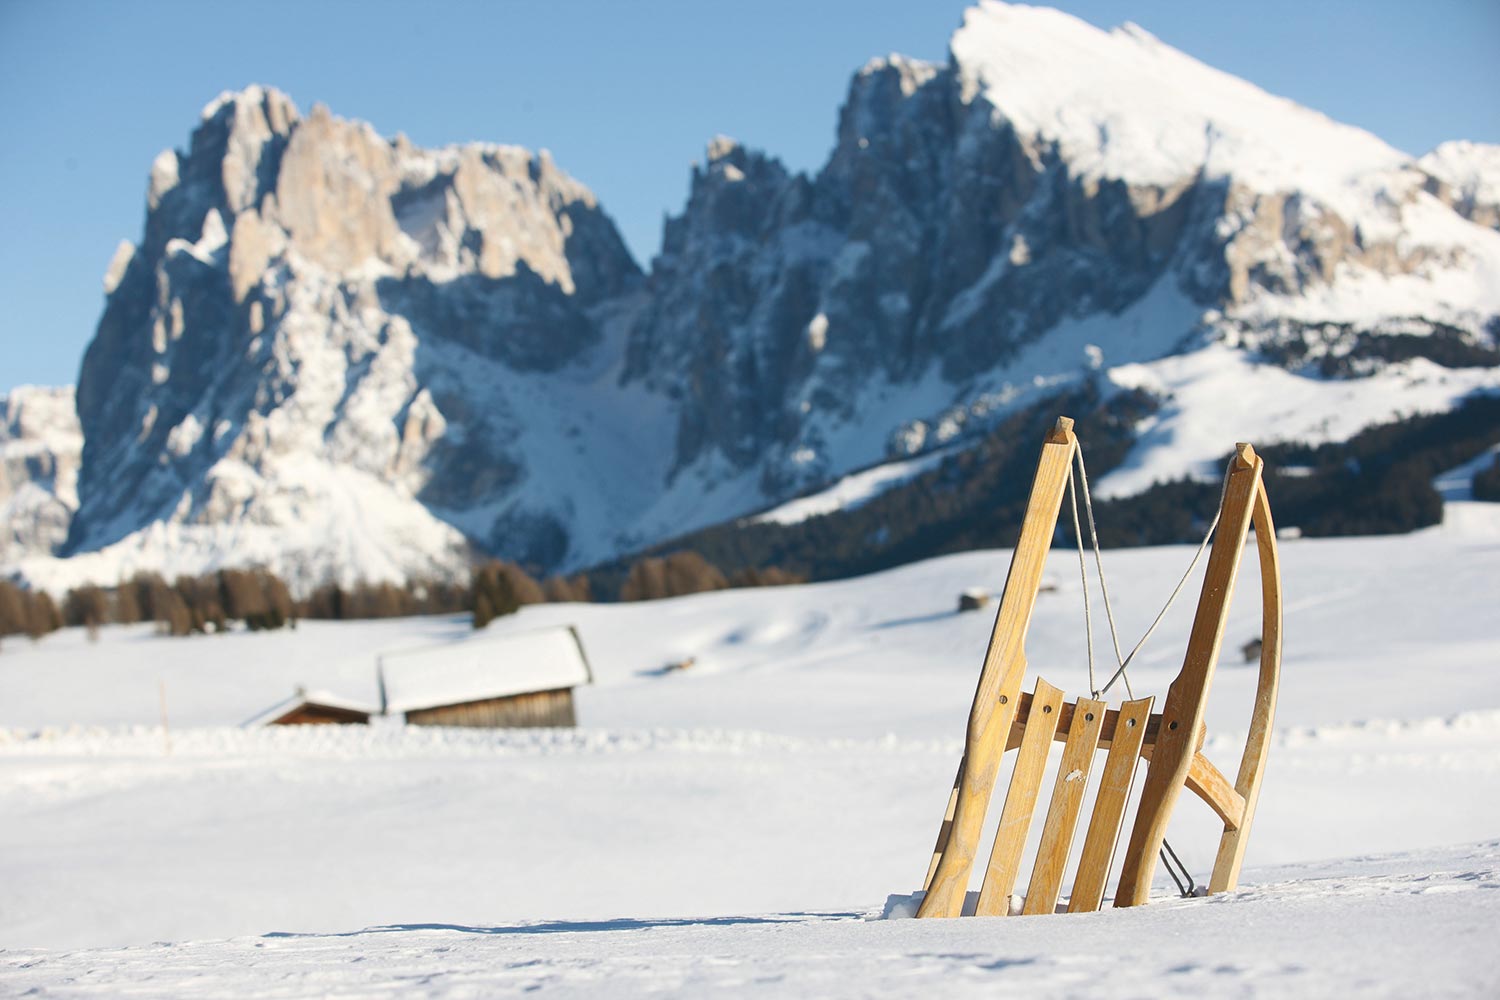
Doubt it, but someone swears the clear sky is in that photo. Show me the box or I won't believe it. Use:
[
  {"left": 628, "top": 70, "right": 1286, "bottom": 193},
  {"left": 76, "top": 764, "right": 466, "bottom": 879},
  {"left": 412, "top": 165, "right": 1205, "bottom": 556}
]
[{"left": 2, "top": 0, "right": 1496, "bottom": 391}]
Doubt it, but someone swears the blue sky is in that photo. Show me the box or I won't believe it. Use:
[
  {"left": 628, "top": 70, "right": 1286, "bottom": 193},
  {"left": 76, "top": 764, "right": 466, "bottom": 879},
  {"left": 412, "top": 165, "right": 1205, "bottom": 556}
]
[{"left": 2, "top": 0, "right": 1496, "bottom": 390}]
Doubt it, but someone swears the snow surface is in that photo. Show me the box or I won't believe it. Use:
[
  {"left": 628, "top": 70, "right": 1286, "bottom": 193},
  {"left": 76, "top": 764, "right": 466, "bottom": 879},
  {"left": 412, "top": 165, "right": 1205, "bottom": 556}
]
[
  {"left": 750, "top": 448, "right": 952, "bottom": 525},
  {"left": 2, "top": 843, "right": 1494, "bottom": 997},
  {"left": 2, "top": 498, "right": 1498, "bottom": 994},
  {"left": 1420, "top": 141, "right": 1500, "bottom": 209},
  {"left": 950, "top": 2, "right": 1407, "bottom": 218},
  {"left": 1099, "top": 346, "right": 1500, "bottom": 497}
]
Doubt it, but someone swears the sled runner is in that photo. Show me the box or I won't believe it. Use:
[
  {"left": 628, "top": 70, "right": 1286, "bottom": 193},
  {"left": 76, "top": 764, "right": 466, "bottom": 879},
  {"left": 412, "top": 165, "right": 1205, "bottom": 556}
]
[{"left": 917, "top": 416, "right": 1283, "bottom": 917}]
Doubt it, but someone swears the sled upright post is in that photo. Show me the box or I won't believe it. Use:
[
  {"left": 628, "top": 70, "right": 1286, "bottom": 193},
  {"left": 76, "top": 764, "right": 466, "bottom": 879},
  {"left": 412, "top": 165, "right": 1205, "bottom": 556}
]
[{"left": 915, "top": 417, "right": 1283, "bottom": 917}]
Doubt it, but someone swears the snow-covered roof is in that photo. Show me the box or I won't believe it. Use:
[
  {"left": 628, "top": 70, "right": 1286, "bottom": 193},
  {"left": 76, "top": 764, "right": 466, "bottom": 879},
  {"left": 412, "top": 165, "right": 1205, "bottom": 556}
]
[
  {"left": 379, "top": 625, "right": 593, "bottom": 714},
  {"left": 242, "top": 689, "right": 377, "bottom": 727}
]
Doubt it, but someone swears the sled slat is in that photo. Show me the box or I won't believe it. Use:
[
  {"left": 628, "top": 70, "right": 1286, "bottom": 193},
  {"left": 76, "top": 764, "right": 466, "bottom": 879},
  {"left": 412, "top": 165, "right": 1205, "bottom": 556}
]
[
  {"left": 1022, "top": 696, "right": 1106, "bottom": 915},
  {"left": 1068, "top": 696, "right": 1154, "bottom": 913},
  {"left": 923, "top": 761, "right": 964, "bottom": 892},
  {"left": 975, "top": 679, "right": 1065, "bottom": 916}
]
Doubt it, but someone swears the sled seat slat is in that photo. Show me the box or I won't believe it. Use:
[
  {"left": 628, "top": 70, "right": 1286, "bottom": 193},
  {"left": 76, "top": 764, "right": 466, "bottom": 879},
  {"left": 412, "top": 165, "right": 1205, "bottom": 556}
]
[
  {"left": 1022, "top": 696, "right": 1106, "bottom": 915},
  {"left": 975, "top": 679, "right": 1065, "bottom": 915},
  {"left": 1068, "top": 696, "right": 1155, "bottom": 913}
]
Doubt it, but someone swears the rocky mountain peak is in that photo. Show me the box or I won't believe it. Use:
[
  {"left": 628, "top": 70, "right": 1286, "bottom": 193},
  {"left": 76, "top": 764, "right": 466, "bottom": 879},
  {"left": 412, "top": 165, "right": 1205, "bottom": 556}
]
[{"left": 60, "top": 87, "right": 644, "bottom": 587}]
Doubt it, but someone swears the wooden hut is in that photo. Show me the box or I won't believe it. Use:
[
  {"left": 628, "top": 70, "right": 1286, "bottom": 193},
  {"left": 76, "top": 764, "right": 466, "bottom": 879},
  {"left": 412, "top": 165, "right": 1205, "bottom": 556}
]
[
  {"left": 246, "top": 688, "right": 375, "bottom": 727},
  {"left": 957, "top": 589, "right": 991, "bottom": 612},
  {"left": 379, "top": 624, "right": 593, "bottom": 728}
]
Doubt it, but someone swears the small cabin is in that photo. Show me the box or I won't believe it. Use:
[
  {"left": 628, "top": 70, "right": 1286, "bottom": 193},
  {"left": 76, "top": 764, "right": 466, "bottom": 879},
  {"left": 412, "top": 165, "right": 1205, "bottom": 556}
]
[
  {"left": 958, "top": 589, "right": 991, "bottom": 613},
  {"left": 246, "top": 689, "right": 375, "bottom": 727},
  {"left": 379, "top": 624, "right": 593, "bottom": 729}
]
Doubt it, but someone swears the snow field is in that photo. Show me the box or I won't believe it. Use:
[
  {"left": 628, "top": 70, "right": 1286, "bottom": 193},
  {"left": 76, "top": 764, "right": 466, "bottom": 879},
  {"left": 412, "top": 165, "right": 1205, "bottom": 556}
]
[{"left": 1, "top": 504, "right": 1498, "bottom": 994}]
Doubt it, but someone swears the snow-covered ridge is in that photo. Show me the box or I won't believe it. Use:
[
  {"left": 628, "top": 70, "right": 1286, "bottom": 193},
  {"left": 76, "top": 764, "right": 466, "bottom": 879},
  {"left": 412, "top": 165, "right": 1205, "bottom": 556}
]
[
  {"left": 950, "top": 2, "right": 1407, "bottom": 207},
  {"left": 1420, "top": 140, "right": 1500, "bottom": 228},
  {"left": 751, "top": 448, "right": 952, "bottom": 525}
]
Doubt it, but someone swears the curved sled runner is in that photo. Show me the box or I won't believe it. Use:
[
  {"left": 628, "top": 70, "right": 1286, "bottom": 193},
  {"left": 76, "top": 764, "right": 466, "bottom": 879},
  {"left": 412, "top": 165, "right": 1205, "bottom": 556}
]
[{"left": 917, "top": 416, "right": 1283, "bottom": 917}]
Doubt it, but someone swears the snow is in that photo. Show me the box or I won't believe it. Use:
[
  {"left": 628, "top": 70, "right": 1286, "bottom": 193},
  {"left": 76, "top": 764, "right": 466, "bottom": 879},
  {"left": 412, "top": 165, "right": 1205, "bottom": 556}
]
[
  {"left": 1420, "top": 141, "right": 1500, "bottom": 209},
  {"left": 1, "top": 494, "right": 1498, "bottom": 993},
  {"left": 380, "top": 624, "right": 592, "bottom": 713},
  {"left": 0, "top": 386, "right": 81, "bottom": 562},
  {"left": 13, "top": 459, "right": 473, "bottom": 595},
  {"left": 751, "top": 448, "right": 950, "bottom": 525},
  {"left": 1435, "top": 444, "right": 1500, "bottom": 502},
  {"left": 2, "top": 843, "right": 1494, "bottom": 997},
  {"left": 950, "top": 2, "right": 1408, "bottom": 220},
  {"left": 1098, "top": 344, "right": 1500, "bottom": 498}
]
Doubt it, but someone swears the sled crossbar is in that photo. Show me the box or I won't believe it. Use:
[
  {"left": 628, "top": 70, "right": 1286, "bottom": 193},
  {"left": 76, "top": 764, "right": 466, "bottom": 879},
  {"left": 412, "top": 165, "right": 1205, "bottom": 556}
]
[{"left": 916, "top": 416, "right": 1283, "bottom": 917}]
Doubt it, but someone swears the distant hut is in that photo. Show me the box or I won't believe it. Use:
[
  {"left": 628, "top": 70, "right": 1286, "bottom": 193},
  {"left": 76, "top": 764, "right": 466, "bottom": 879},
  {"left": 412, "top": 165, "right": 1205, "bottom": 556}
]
[
  {"left": 379, "top": 624, "right": 593, "bottom": 728},
  {"left": 246, "top": 688, "right": 375, "bottom": 727},
  {"left": 958, "top": 589, "right": 991, "bottom": 613}
]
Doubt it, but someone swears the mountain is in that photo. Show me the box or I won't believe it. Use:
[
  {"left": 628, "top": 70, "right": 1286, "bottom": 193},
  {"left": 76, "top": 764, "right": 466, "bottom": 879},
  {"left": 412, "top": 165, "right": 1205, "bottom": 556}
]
[
  {"left": 0, "top": 387, "right": 81, "bottom": 566},
  {"left": 51, "top": 86, "right": 648, "bottom": 588},
  {"left": 9, "top": 2, "right": 1500, "bottom": 592}
]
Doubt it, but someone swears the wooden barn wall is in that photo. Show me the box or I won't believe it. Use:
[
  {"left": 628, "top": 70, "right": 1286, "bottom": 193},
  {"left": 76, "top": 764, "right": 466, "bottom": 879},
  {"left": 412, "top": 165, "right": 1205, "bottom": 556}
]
[{"left": 405, "top": 688, "right": 577, "bottom": 729}]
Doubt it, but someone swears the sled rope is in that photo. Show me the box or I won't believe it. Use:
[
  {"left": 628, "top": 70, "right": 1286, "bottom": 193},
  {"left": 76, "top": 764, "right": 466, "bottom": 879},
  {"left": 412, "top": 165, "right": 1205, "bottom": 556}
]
[
  {"left": 1065, "top": 467, "right": 1100, "bottom": 698},
  {"left": 1067, "top": 444, "right": 1234, "bottom": 700},
  {"left": 1067, "top": 444, "right": 1235, "bottom": 898},
  {"left": 1072, "top": 445, "right": 1130, "bottom": 699}
]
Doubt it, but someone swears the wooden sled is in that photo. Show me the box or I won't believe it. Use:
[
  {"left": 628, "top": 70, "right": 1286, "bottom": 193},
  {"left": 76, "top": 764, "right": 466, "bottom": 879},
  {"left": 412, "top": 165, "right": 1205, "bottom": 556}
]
[{"left": 917, "top": 416, "right": 1283, "bottom": 917}]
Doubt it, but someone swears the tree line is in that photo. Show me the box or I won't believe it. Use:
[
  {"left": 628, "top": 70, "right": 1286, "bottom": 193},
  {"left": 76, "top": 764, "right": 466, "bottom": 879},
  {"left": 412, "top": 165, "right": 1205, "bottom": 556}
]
[{"left": 0, "top": 549, "right": 805, "bottom": 648}]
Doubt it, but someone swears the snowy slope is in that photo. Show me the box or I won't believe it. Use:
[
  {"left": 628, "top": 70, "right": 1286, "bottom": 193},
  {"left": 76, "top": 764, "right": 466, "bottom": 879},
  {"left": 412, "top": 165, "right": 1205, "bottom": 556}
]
[
  {"left": 1421, "top": 141, "right": 1500, "bottom": 229},
  {"left": 950, "top": 2, "right": 1406, "bottom": 206},
  {"left": 1, "top": 500, "right": 1498, "bottom": 996},
  {"left": 3, "top": 843, "right": 1492, "bottom": 997}
]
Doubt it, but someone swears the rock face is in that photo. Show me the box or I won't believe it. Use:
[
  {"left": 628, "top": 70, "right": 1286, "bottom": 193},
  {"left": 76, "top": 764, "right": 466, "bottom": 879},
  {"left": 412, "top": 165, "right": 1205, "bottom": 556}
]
[
  {"left": 0, "top": 387, "right": 81, "bottom": 565},
  {"left": 1420, "top": 141, "right": 1500, "bottom": 231},
  {"left": 66, "top": 86, "right": 644, "bottom": 585},
  {"left": 627, "top": 5, "right": 1500, "bottom": 491},
  {"left": 11, "top": 3, "right": 1500, "bottom": 590}
]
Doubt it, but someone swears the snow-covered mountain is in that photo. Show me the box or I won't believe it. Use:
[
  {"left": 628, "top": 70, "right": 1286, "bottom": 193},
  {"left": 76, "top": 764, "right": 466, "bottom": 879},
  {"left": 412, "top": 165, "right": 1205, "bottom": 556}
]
[
  {"left": 0, "top": 387, "right": 81, "bottom": 566},
  {"left": 8, "top": 1, "right": 1500, "bottom": 591},
  {"left": 55, "top": 86, "right": 648, "bottom": 587}
]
